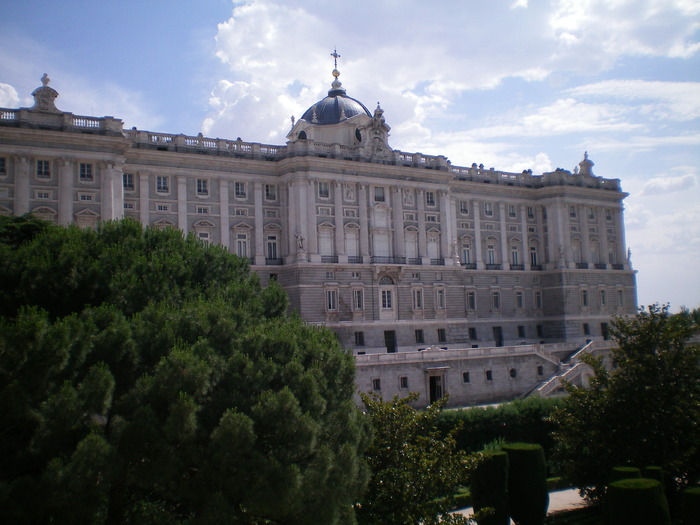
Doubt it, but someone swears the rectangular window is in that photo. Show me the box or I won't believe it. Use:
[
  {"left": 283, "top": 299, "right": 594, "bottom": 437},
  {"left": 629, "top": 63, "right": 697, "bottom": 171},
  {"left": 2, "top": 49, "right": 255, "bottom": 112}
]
[
  {"left": 196, "top": 178, "right": 209, "bottom": 196},
  {"left": 436, "top": 288, "right": 445, "bottom": 309},
  {"left": 462, "top": 244, "right": 472, "bottom": 264},
  {"left": 400, "top": 376, "right": 409, "bottom": 389},
  {"left": 374, "top": 186, "right": 385, "bottom": 202},
  {"left": 124, "top": 202, "right": 134, "bottom": 209},
  {"left": 462, "top": 371, "right": 470, "bottom": 383},
  {"left": 484, "top": 202, "right": 493, "bottom": 216},
  {"left": 511, "top": 246, "right": 520, "bottom": 265},
  {"left": 266, "top": 235, "right": 278, "bottom": 260},
  {"left": 197, "top": 232, "right": 210, "bottom": 243},
  {"left": 354, "top": 331, "right": 365, "bottom": 346},
  {"left": 583, "top": 323, "right": 590, "bottom": 336},
  {"left": 123, "top": 173, "right": 134, "bottom": 190},
  {"left": 516, "top": 291, "right": 523, "bottom": 309},
  {"left": 326, "top": 289, "right": 338, "bottom": 311},
  {"left": 156, "top": 176, "right": 169, "bottom": 193},
  {"left": 569, "top": 205, "right": 577, "bottom": 218},
  {"left": 588, "top": 208, "right": 596, "bottom": 220},
  {"left": 413, "top": 289, "right": 423, "bottom": 309},
  {"left": 535, "top": 291, "right": 543, "bottom": 309},
  {"left": 467, "top": 291, "right": 476, "bottom": 310},
  {"left": 79, "top": 193, "right": 93, "bottom": 201},
  {"left": 600, "top": 289, "right": 606, "bottom": 305},
  {"left": 485, "top": 370, "right": 493, "bottom": 381},
  {"left": 537, "top": 365, "right": 544, "bottom": 376},
  {"left": 157, "top": 203, "right": 169, "bottom": 211},
  {"left": 35, "top": 191, "right": 50, "bottom": 199},
  {"left": 468, "top": 327, "right": 477, "bottom": 340},
  {"left": 492, "top": 291, "right": 500, "bottom": 309},
  {"left": 79, "top": 163, "right": 93, "bottom": 181},
  {"left": 234, "top": 182, "right": 247, "bottom": 199},
  {"left": 264, "top": 209, "right": 279, "bottom": 218},
  {"left": 537, "top": 324, "right": 544, "bottom": 338},
  {"left": 36, "top": 160, "right": 50, "bottom": 178},
  {"left": 196, "top": 206, "right": 209, "bottom": 214},
  {"left": 0, "top": 157, "right": 5, "bottom": 174},
  {"left": 459, "top": 200, "right": 468, "bottom": 214},
  {"left": 403, "top": 212, "right": 416, "bottom": 221},
  {"left": 581, "top": 289, "right": 589, "bottom": 307},
  {"left": 437, "top": 328, "right": 447, "bottom": 343},
  {"left": 372, "top": 378, "right": 381, "bottom": 391},
  {"left": 352, "top": 271, "right": 361, "bottom": 279},
  {"left": 426, "top": 214, "right": 438, "bottom": 222},
  {"left": 508, "top": 204, "right": 516, "bottom": 218},
  {"left": 264, "top": 184, "right": 277, "bottom": 201},
  {"left": 425, "top": 191, "right": 435, "bottom": 206},
  {"left": 617, "top": 289, "right": 624, "bottom": 306},
  {"left": 487, "top": 244, "right": 496, "bottom": 264},
  {"left": 325, "top": 271, "right": 335, "bottom": 279},
  {"left": 518, "top": 325, "right": 526, "bottom": 338},
  {"left": 606, "top": 209, "right": 613, "bottom": 221},
  {"left": 353, "top": 289, "right": 364, "bottom": 310},
  {"left": 234, "top": 208, "right": 248, "bottom": 216},
  {"left": 381, "top": 290, "right": 392, "bottom": 309},
  {"left": 415, "top": 329, "right": 425, "bottom": 344},
  {"left": 236, "top": 233, "right": 248, "bottom": 258},
  {"left": 527, "top": 206, "right": 534, "bottom": 219}
]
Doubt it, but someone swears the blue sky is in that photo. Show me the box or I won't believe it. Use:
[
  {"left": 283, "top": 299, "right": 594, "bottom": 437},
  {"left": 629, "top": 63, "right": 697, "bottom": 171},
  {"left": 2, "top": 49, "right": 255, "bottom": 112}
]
[{"left": 1, "top": 0, "right": 699, "bottom": 311}]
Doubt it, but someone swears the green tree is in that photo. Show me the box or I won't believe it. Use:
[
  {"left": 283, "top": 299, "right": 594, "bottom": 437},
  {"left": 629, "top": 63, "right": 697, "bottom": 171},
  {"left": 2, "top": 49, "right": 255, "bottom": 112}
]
[
  {"left": 356, "top": 393, "right": 477, "bottom": 525},
  {"left": 552, "top": 304, "right": 700, "bottom": 500},
  {"left": 0, "top": 217, "right": 369, "bottom": 524}
]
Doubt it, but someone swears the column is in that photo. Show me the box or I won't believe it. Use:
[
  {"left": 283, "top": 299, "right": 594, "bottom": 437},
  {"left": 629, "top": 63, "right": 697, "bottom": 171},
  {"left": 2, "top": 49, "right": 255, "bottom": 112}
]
[
  {"left": 535, "top": 204, "right": 545, "bottom": 266},
  {"left": 307, "top": 180, "right": 318, "bottom": 261},
  {"left": 448, "top": 194, "right": 460, "bottom": 266},
  {"left": 520, "top": 205, "right": 529, "bottom": 270},
  {"left": 100, "top": 162, "right": 114, "bottom": 221},
  {"left": 473, "top": 200, "right": 484, "bottom": 270},
  {"left": 545, "top": 202, "right": 558, "bottom": 269},
  {"left": 139, "top": 172, "right": 150, "bottom": 226},
  {"left": 286, "top": 181, "right": 297, "bottom": 260},
  {"left": 392, "top": 186, "right": 405, "bottom": 258},
  {"left": 334, "top": 182, "right": 346, "bottom": 261},
  {"left": 219, "top": 179, "right": 230, "bottom": 250},
  {"left": 58, "top": 158, "right": 73, "bottom": 225},
  {"left": 439, "top": 190, "right": 451, "bottom": 261},
  {"left": 559, "top": 200, "right": 572, "bottom": 268},
  {"left": 358, "top": 184, "right": 369, "bottom": 260},
  {"left": 417, "top": 189, "right": 428, "bottom": 263},
  {"left": 580, "top": 205, "right": 591, "bottom": 266},
  {"left": 499, "top": 203, "right": 508, "bottom": 269},
  {"left": 177, "top": 176, "right": 187, "bottom": 233},
  {"left": 254, "top": 182, "right": 264, "bottom": 259},
  {"left": 614, "top": 207, "right": 627, "bottom": 268},
  {"left": 14, "top": 155, "right": 30, "bottom": 216},
  {"left": 113, "top": 163, "right": 124, "bottom": 220},
  {"left": 597, "top": 206, "right": 607, "bottom": 267}
]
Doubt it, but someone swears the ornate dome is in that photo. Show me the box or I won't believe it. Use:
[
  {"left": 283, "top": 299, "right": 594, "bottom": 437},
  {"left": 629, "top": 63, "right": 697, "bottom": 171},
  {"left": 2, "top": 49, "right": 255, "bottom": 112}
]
[{"left": 300, "top": 69, "right": 371, "bottom": 125}]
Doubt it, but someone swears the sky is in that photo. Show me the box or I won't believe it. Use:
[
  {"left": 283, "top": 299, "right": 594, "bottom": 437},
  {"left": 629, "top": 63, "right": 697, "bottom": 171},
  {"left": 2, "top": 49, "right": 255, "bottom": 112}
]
[{"left": 1, "top": 0, "right": 699, "bottom": 311}]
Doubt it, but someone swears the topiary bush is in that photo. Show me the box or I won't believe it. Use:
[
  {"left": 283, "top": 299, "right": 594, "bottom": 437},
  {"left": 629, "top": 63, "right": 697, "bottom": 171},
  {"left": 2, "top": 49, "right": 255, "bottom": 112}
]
[
  {"left": 470, "top": 450, "right": 509, "bottom": 525},
  {"left": 607, "top": 478, "right": 670, "bottom": 525},
  {"left": 683, "top": 486, "right": 700, "bottom": 525},
  {"left": 502, "top": 443, "right": 549, "bottom": 525},
  {"left": 609, "top": 466, "right": 641, "bottom": 483}
]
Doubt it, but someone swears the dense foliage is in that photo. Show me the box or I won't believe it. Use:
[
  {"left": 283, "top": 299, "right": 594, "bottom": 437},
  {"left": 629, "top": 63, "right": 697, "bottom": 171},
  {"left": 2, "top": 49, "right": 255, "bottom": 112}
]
[
  {"left": 437, "top": 396, "right": 566, "bottom": 459},
  {"left": 501, "top": 443, "right": 548, "bottom": 525},
  {"left": 470, "top": 450, "right": 509, "bottom": 525},
  {"left": 551, "top": 304, "right": 700, "bottom": 500},
  {"left": 357, "top": 393, "right": 477, "bottom": 525},
  {"left": 0, "top": 216, "right": 369, "bottom": 524}
]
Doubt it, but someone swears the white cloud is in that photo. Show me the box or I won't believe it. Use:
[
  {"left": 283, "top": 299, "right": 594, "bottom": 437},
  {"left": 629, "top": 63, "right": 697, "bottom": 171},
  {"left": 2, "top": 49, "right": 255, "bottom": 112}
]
[
  {"left": 642, "top": 171, "right": 698, "bottom": 194},
  {"left": 0, "top": 83, "right": 19, "bottom": 107}
]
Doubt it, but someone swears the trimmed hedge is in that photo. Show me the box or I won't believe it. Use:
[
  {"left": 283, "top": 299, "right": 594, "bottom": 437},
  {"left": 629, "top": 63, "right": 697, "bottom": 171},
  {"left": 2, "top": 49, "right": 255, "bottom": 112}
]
[
  {"left": 607, "top": 478, "right": 670, "bottom": 525},
  {"left": 609, "top": 466, "right": 641, "bottom": 483},
  {"left": 683, "top": 486, "right": 700, "bottom": 525},
  {"left": 471, "top": 450, "right": 509, "bottom": 525},
  {"left": 502, "top": 443, "right": 549, "bottom": 525}
]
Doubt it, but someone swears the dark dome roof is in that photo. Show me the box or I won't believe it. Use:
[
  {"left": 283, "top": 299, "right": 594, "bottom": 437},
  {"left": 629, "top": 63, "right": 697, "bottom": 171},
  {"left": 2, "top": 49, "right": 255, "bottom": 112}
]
[{"left": 301, "top": 79, "right": 371, "bottom": 125}]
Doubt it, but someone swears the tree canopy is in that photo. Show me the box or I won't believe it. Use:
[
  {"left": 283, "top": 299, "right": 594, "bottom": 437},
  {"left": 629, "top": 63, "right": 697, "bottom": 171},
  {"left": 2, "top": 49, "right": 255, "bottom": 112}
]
[
  {"left": 552, "top": 304, "right": 700, "bottom": 499},
  {"left": 0, "top": 216, "right": 369, "bottom": 524}
]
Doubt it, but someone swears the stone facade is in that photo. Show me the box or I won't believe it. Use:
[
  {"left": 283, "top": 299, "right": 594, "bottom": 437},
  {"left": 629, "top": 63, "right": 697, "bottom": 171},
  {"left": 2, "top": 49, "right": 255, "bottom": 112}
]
[{"left": 0, "top": 72, "right": 636, "bottom": 404}]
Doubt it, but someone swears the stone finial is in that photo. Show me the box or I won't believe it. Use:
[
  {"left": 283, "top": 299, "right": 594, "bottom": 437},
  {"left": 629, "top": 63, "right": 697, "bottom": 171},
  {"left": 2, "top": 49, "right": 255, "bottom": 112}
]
[
  {"left": 578, "top": 151, "right": 595, "bottom": 176},
  {"left": 31, "top": 73, "right": 60, "bottom": 113}
]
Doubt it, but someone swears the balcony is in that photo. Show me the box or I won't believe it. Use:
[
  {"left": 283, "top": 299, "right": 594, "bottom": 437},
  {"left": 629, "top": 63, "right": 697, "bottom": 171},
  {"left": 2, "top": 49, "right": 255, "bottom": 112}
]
[
  {"left": 510, "top": 264, "right": 525, "bottom": 271},
  {"left": 612, "top": 263, "right": 624, "bottom": 270},
  {"left": 430, "top": 258, "right": 445, "bottom": 266},
  {"left": 461, "top": 262, "right": 477, "bottom": 269},
  {"left": 371, "top": 256, "right": 406, "bottom": 264},
  {"left": 265, "top": 258, "right": 284, "bottom": 265},
  {"left": 485, "top": 264, "right": 502, "bottom": 270},
  {"left": 407, "top": 258, "right": 422, "bottom": 265},
  {"left": 594, "top": 263, "right": 608, "bottom": 270},
  {"left": 321, "top": 255, "right": 338, "bottom": 263},
  {"left": 576, "top": 263, "right": 589, "bottom": 269},
  {"left": 530, "top": 264, "right": 543, "bottom": 271},
  {"left": 347, "top": 256, "right": 363, "bottom": 264}
]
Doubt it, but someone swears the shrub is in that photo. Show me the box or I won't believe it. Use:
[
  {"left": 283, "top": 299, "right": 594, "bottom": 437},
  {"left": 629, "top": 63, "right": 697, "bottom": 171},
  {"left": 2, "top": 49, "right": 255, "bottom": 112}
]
[
  {"left": 502, "top": 443, "right": 549, "bottom": 525},
  {"left": 607, "top": 478, "right": 670, "bottom": 525},
  {"left": 470, "top": 450, "right": 509, "bottom": 525},
  {"left": 609, "top": 466, "right": 641, "bottom": 483},
  {"left": 683, "top": 486, "right": 700, "bottom": 525},
  {"left": 642, "top": 466, "right": 665, "bottom": 487}
]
